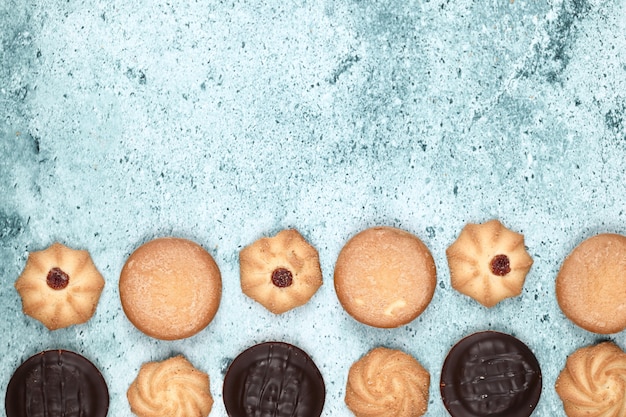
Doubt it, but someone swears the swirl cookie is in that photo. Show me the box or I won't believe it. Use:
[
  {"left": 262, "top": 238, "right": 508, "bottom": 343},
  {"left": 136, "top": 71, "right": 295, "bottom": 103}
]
[
  {"left": 334, "top": 226, "right": 436, "bottom": 328},
  {"left": 446, "top": 219, "right": 533, "bottom": 307},
  {"left": 345, "top": 347, "right": 430, "bottom": 417},
  {"left": 119, "top": 237, "right": 222, "bottom": 340},
  {"left": 556, "top": 233, "right": 626, "bottom": 334},
  {"left": 127, "top": 356, "right": 213, "bottom": 417},
  {"left": 556, "top": 342, "right": 626, "bottom": 417},
  {"left": 14, "top": 242, "right": 105, "bottom": 330},
  {"left": 240, "top": 229, "right": 322, "bottom": 314}
]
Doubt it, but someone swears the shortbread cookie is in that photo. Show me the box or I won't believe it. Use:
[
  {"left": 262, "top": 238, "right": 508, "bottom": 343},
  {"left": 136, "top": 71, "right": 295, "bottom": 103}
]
[
  {"left": 127, "top": 356, "right": 213, "bottom": 417},
  {"left": 240, "top": 229, "right": 322, "bottom": 314},
  {"left": 345, "top": 347, "right": 430, "bottom": 417},
  {"left": 15, "top": 242, "right": 105, "bottom": 330},
  {"left": 556, "top": 233, "right": 626, "bottom": 334},
  {"left": 119, "top": 237, "right": 221, "bottom": 340},
  {"left": 446, "top": 219, "right": 533, "bottom": 307},
  {"left": 556, "top": 342, "right": 626, "bottom": 417},
  {"left": 334, "top": 226, "right": 436, "bottom": 328}
]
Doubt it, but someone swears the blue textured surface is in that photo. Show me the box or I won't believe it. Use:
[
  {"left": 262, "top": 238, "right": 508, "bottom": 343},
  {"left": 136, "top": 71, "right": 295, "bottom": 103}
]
[{"left": 1, "top": 0, "right": 626, "bottom": 415}]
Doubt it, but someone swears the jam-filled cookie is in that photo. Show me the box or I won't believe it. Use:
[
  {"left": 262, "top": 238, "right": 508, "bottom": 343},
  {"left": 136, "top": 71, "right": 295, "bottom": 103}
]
[
  {"left": 128, "top": 356, "right": 213, "bottom": 417},
  {"left": 556, "top": 233, "right": 626, "bottom": 334},
  {"left": 446, "top": 219, "right": 533, "bottom": 307},
  {"left": 345, "top": 347, "right": 430, "bottom": 417},
  {"left": 334, "top": 226, "right": 436, "bottom": 328},
  {"left": 119, "top": 237, "right": 222, "bottom": 340},
  {"left": 239, "top": 229, "right": 322, "bottom": 314},
  {"left": 15, "top": 242, "right": 105, "bottom": 330}
]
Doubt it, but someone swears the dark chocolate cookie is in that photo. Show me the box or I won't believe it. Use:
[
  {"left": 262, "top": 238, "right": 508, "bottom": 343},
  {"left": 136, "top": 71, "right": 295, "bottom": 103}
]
[
  {"left": 440, "top": 331, "right": 541, "bottom": 417},
  {"left": 6, "top": 350, "right": 109, "bottom": 417},
  {"left": 223, "top": 342, "right": 325, "bottom": 417}
]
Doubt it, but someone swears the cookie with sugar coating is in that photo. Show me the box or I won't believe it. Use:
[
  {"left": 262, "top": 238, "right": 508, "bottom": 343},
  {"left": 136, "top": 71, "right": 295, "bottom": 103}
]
[
  {"left": 334, "top": 226, "right": 436, "bottom": 328},
  {"left": 556, "top": 233, "right": 626, "bottom": 334},
  {"left": 119, "top": 237, "right": 221, "bottom": 340}
]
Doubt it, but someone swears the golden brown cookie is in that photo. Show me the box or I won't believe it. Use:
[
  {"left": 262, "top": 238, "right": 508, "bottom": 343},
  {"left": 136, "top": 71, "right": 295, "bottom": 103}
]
[
  {"left": 345, "top": 347, "right": 430, "bottom": 417},
  {"left": 446, "top": 219, "right": 533, "bottom": 307},
  {"left": 334, "top": 226, "right": 436, "bottom": 328},
  {"left": 127, "top": 355, "right": 213, "bottom": 417},
  {"left": 556, "top": 342, "right": 626, "bottom": 417},
  {"left": 119, "top": 237, "right": 221, "bottom": 340},
  {"left": 556, "top": 233, "right": 626, "bottom": 334},
  {"left": 15, "top": 242, "right": 105, "bottom": 330},
  {"left": 239, "top": 229, "right": 322, "bottom": 314}
]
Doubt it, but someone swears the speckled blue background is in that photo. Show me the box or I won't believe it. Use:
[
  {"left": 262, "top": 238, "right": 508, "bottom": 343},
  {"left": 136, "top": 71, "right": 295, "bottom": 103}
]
[{"left": 1, "top": 0, "right": 626, "bottom": 415}]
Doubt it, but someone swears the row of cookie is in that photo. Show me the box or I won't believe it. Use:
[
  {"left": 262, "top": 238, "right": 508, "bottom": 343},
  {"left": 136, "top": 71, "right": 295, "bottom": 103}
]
[
  {"left": 7, "top": 331, "right": 625, "bottom": 417},
  {"left": 14, "top": 220, "right": 626, "bottom": 336}
]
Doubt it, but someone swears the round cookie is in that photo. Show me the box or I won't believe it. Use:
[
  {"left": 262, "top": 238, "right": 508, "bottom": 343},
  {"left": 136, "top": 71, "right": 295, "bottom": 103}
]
[
  {"left": 345, "top": 347, "right": 430, "bottom": 417},
  {"left": 223, "top": 342, "right": 325, "bottom": 417},
  {"left": 14, "top": 242, "right": 105, "bottom": 330},
  {"left": 119, "top": 237, "right": 221, "bottom": 340},
  {"left": 556, "top": 233, "right": 626, "bottom": 334},
  {"left": 6, "top": 350, "right": 109, "bottom": 417},
  {"left": 334, "top": 226, "right": 436, "bottom": 328},
  {"left": 440, "top": 331, "right": 542, "bottom": 417}
]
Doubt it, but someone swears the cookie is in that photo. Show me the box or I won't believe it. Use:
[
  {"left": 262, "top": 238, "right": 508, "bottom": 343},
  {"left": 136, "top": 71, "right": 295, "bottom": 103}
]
[
  {"left": 446, "top": 219, "right": 533, "bottom": 307},
  {"left": 334, "top": 226, "right": 436, "bottom": 328},
  {"left": 223, "top": 341, "right": 325, "bottom": 417},
  {"left": 119, "top": 237, "right": 221, "bottom": 340},
  {"left": 345, "top": 347, "right": 430, "bottom": 417},
  {"left": 556, "top": 233, "right": 626, "bottom": 334},
  {"left": 440, "top": 331, "right": 542, "bottom": 417},
  {"left": 14, "top": 242, "right": 105, "bottom": 330},
  {"left": 555, "top": 342, "right": 626, "bottom": 417},
  {"left": 239, "top": 229, "right": 322, "bottom": 314},
  {"left": 6, "top": 350, "right": 109, "bottom": 417},
  {"left": 127, "top": 356, "right": 213, "bottom": 417}
]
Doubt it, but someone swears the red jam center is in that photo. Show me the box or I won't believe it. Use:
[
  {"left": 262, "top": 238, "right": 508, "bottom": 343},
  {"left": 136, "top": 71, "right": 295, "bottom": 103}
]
[
  {"left": 271, "top": 268, "right": 293, "bottom": 288},
  {"left": 47, "top": 267, "right": 70, "bottom": 290},
  {"left": 490, "top": 255, "right": 511, "bottom": 276}
]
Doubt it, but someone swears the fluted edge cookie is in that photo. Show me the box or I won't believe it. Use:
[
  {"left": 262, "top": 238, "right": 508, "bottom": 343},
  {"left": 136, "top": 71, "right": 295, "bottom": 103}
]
[
  {"left": 446, "top": 219, "right": 533, "bottom": 307},
  {"left": 240, "top": 229, "right": 322, "bottom": 314},
  {"left": 15, "top": 242, "right": 105, "bottom": 330},
  {"left": 345, "top": 347, "right": 430, "bottom": 417}
]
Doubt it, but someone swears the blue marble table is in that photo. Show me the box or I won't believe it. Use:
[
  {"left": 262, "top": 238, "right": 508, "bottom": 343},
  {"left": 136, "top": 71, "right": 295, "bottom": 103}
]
[{"left": 1, "top": 0, "right": 626, "bottom": 415}]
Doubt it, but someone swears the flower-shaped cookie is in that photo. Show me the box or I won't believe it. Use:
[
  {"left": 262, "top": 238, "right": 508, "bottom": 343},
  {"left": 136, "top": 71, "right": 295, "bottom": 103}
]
[
  {"left": 15, "top": 242, "right": 105, "bottom": 330},
  {"left": 556, "top": 342, "right": 626, "bottom": 417},
  {"left": 239, "top": 229, "right": 322, "bottom": 314},
  {"left": 446, "top": 220, "right": 533, "bottom": 307},
  {"left": 345, "top": 347, "right": 430, "bottom": 417},
  {"left": 127, "top": 356, "right": 213, "bottom": 417}
]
